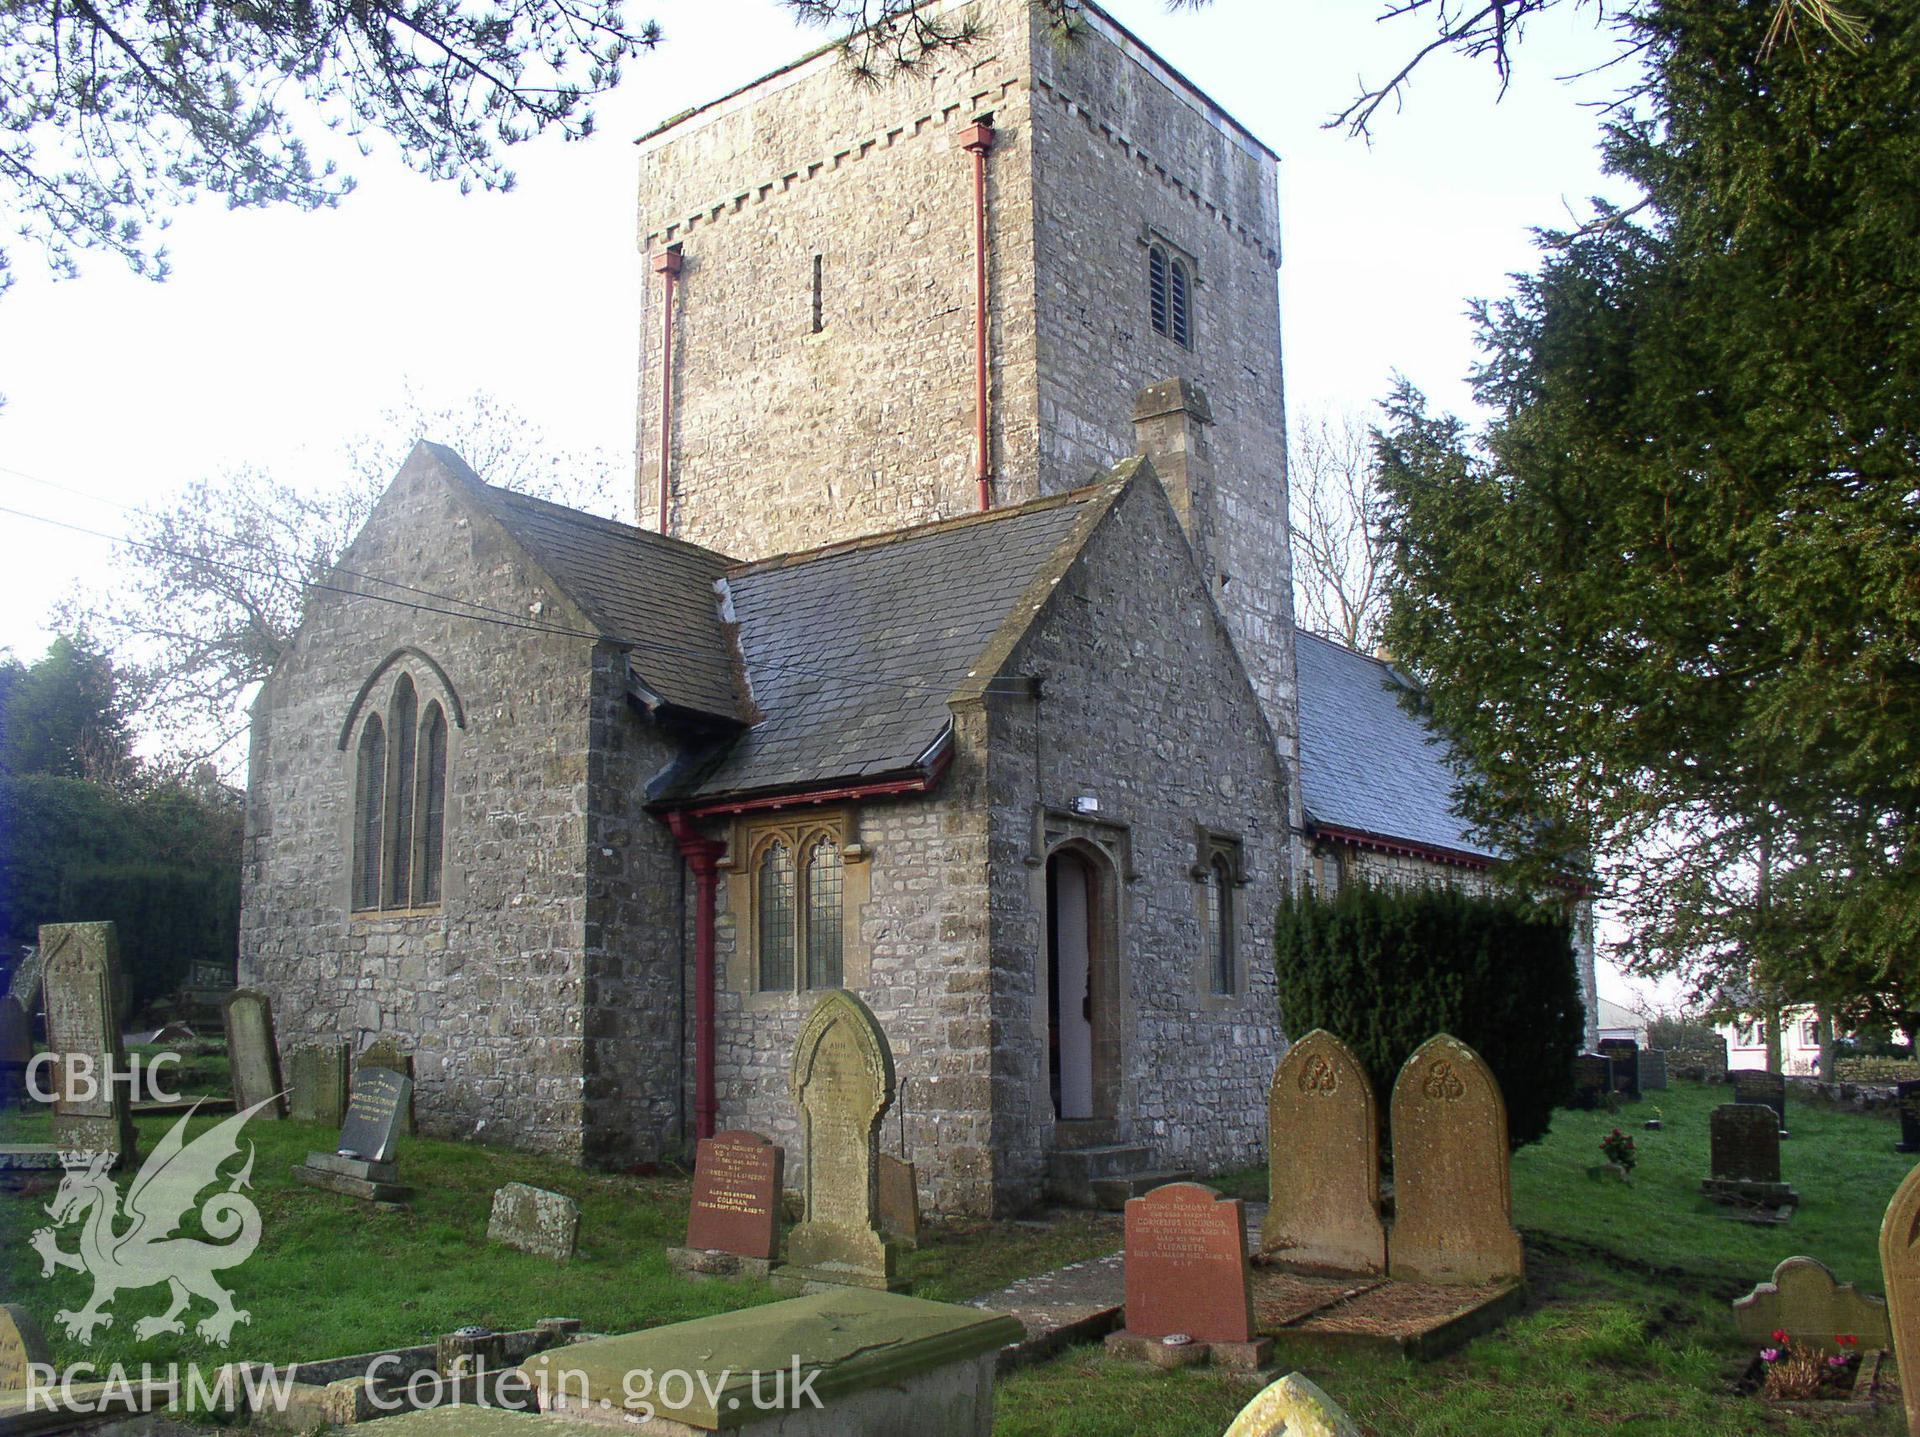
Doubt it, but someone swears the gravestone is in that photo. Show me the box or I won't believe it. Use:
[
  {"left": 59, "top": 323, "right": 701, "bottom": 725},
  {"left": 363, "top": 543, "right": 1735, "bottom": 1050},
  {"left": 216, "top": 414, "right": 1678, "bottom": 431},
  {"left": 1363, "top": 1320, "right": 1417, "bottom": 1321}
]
[
  {"left": 222, "top": 989, "right": 284, "bottom": 1119},
  {"left": 877, "top": 1154, "right": 921, "bottom": 1248},
  {"left": 1897, "top": 1081, "right": 1920, "bottom": 1155},
  {"left": 1733, "top": 1068, "right": 1788, "bottom": 1135},
  {"left": 1105, "top": 1182, "right": 1269, "bottom": 1370},
  {"left": 338, "top": 1067, "right": 410, "bottom": 1162},
  {"left": 7, "top": 947, "right": 45, "bottom": 1013},
  {"left": 1733, "top": 1256, "right": 1891, "bottom": 1354},
  {"left": 291, "top": 1064, "right": 412, "bottom": 1205},
  {"left": 488, "top": 1183, "right": 579, "bottom": 1262},
  {"left": 0, "top": 1303, "right": 52, "bottom": 1390},
  {"left": 775, "top": 991, "right": 907, "bottom": 1293},
  {"left": 1387, "top": 1034, "right": 1524, "bottom": 1286},
  {"left": 1702, "top": 1103, "right": 1797, "bottom": 1206},
  {"left": 287, "top": 1042, "right": 350, "bottom": 1125},
  {"left": 1881, "top": 1159, "right": 1920, "bottom": 1436},
  {"left": 1259, "top": 1029, "right": 1386, "bottom": 1274},
  {"left": 0, "top": 998, "right": 28, "bottom": 1108},
  {"left": 358, "top": 1037, "right": 415, "bottom": 1136},
  {"left": 668, "top": 1129, "right": 785, "bottom": 1280},
  {"left": 1223, "top": 1371, "right": 1361, "bottom": 1437},
  {"left": 1570, "top": 1053, "right": 1613, "bottom": 1111},
  {"left": 1638, "top": 1049, "right": 1669, "bottom": 1092},
  {"left": 40, "top": 922, "right": 137, "bottom": 1164},
  {"left": 1598, "top": 1039, "right": 1640, "bottom": 1101}
]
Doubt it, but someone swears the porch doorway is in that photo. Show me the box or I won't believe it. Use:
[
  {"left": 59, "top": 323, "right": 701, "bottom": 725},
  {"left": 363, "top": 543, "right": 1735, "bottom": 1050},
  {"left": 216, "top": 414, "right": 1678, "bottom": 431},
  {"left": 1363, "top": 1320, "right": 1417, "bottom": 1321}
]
[{"left": 1047, "top": 847, "right": 1098, "bottom": 1121}]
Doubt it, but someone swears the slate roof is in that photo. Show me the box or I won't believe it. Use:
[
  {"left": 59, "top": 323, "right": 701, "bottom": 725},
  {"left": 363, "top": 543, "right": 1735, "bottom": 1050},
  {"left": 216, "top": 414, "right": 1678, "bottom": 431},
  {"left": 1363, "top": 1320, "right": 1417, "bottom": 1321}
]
[
  {"left": 1293, "top": 630, "right": 1500, "bottom": 862},
  {"left": 449, "top": 453, "right": 744, "bottom": 721},
  {"left": 682, "top": 486, "right": 1113, "bottom": 802}
]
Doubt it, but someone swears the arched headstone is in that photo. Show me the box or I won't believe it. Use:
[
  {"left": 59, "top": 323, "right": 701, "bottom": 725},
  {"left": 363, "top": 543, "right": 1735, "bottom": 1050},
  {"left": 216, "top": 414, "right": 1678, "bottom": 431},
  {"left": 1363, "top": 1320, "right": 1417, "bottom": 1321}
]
[
  {"left": 1388, "top": 1034, "right": 1523, "bottom": 1285},
  {"left": 778, "top": 991, "right": 905, "bottom": 1293},
  {"left": 222, "top": 989, "right": 284, "bottom": 1119},
  {"left": 1880, "top": 1160, "right": 1920, "bottom": 1435},
  {"left": 40, "top": 922, "right": 136, "bottom": 1165},
  {"left": 1260, "top": 1030, "right": 1385, "bottom": 1274}
]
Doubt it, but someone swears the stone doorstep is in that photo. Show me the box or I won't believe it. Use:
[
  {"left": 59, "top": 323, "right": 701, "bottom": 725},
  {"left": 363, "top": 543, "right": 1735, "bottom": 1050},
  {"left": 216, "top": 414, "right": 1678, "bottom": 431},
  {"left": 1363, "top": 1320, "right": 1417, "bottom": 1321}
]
[
  {"left": 1104, "top": 1330, "right": 1274, "bottom": 1372},
  {"left": 1089, "top": 1170, "right": 1195, "bottom": 1212},
  {"left": 664, "top": 1247, "right": 777, "bottom": 1283},
  {"left": 292, "top": 1161, "right": 413, "bottom": 1205}
]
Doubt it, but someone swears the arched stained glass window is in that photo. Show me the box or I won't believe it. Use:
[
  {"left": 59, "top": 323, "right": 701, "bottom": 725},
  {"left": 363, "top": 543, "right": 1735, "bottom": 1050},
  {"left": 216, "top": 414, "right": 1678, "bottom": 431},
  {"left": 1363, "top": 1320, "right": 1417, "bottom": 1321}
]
[
  {"left": 805, "top": 838, "right": 844, "bottom": 991},
  {"left": 353, "top": 716, "right": 386, "bottom": 911},
  {"left": 758, "top": 841, "right": 795, "bottom": 992}
]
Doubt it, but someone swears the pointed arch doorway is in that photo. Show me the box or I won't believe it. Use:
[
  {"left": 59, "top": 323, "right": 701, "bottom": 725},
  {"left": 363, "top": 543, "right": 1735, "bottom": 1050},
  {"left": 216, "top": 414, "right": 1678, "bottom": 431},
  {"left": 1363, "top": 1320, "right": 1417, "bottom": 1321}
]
[{"left": 1046, "top": 843, "right": 1117, "bottom": 1125}]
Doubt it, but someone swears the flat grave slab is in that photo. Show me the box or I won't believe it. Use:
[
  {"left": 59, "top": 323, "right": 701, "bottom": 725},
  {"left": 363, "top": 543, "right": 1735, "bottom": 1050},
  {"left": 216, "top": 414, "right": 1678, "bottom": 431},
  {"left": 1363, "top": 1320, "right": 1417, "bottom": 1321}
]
[{"left": 1250, "top": 1266, "right": 1526, "bottom": 1362}]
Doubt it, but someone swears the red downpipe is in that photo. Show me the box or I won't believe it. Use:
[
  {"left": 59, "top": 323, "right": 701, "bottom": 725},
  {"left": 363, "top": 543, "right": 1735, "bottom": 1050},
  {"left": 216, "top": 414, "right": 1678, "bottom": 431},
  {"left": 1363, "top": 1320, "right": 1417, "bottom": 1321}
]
[
  {"left": 959, "top": 120, "right": 996, "bottom": 512},
  {"left": 666, "top": 811, "right": 726, "bottom": 1140},
  {"left": 652, "top": 247, "right": 684, "bottom": 534}
]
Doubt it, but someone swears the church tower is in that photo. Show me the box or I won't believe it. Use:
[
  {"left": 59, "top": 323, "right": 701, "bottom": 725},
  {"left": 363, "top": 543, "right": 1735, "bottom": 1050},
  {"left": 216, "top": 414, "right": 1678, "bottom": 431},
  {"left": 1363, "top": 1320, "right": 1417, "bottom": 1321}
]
[{"left": 634, "top": 0, "right": 1298, "bottom": 764}]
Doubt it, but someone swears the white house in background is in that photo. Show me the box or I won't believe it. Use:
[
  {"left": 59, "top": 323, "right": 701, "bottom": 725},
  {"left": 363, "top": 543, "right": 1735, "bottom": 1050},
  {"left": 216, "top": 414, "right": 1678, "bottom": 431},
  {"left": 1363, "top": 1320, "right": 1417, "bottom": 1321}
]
[
  {"left": 1595, "top": 996, "right": 1649, "bottom": 1047},
  {"left": 1721, "top": 1008, "right": 1825, "bottom": 1075}
]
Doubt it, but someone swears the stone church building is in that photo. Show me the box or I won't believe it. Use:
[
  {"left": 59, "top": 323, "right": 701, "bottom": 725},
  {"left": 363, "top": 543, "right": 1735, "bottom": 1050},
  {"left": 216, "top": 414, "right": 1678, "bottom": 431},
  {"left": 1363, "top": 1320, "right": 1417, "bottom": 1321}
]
[{"left": 242, "top": 0, "right": 1595, "bottom": 1216}]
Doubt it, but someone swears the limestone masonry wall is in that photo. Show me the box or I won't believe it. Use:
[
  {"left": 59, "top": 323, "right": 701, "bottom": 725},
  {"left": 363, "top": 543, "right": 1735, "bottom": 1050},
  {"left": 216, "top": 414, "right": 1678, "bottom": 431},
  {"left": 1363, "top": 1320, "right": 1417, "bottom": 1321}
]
[
  {"left": 243, "top": 457, "right": 605, "bottom": 1159},
  {"left": 985, "top": 476, "right": 1290, "bottom": 1210}
]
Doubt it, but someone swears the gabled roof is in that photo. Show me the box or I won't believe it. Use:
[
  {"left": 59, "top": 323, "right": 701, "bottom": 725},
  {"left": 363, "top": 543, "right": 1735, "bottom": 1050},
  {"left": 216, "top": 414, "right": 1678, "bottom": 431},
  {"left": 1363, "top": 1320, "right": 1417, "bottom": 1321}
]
[
  {"left": 436, "top": 446, "right": 745, "bottom": 722},
  {"left": 1294, "top": 630, "right": 1500, "bottom": 864},
  {"left": 677, "top": 480, "right": 1122, "bottom": 804}
]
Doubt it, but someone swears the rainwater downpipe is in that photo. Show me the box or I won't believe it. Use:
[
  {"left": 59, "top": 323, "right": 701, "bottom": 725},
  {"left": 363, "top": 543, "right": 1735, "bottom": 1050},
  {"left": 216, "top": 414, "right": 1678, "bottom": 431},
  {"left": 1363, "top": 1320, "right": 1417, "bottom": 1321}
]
[
  {"left": 666, "top": 811, "right": 725, "bottom": 1141},
  {"left": 959, "top": 119, "right": 996, "bottom": 512},
  {"left": 652, "top": 246, "right": 684, "bottom": 533}
]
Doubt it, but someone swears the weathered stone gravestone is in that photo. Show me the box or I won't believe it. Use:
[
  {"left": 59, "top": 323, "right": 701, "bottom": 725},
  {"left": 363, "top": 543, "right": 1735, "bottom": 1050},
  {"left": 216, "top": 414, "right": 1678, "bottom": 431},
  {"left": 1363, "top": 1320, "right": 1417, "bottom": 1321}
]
[
  {"left": 1733, "top": 1256, "right": 1891, "bottom": 1354},
  {"left": 6, "top": 947, "right": 45, "bottom": 1013},
  {"left": 1702, "top": 1103, "right": 1797, "bottom": 1207},
  {"left": 1570, "top": 1053, "right": 1613, "bottom": 1110},
  {"left": 0, "top": 1303, "right": 53, "bottom": 1390},
  {"left": 1106, "top": 1181, "right": 1270, "bottom": 1369},
  {"left": 1639, "top": 1049, "right": 1669, "bottom": 1092},
  {"left": 1733, "top": 1068, "right": 1789, "bottom": 1135},
  {"left": 292, "top": 1064, "right": 413, "bottom": 1205},
  {"left": 668, "top": 1129, "right": 786, "bottom": 1280},
  {"left": 287, "top": 1042, "right": 350, "bottom": 1125},
  {"left": 357, "top": 1037, "right": 415, "bottom": 1136},
  {"left": 1388, "top": 1034, "right": 1524, "bottom": 1286},
  {"left": 877, "top": 1154, "right": 921, "bottom": 1248},
  {"left": 40, "top": 922, "right": 137, "bottom": 1165},
  {"left": 488, "top": 1182, "right": 579, "bottom": 1262},
  {"left": 222, "top": 989, "right": 284, "bottom": 1119},
  {"left": 1223, "top": 1371, "right": 1361, "bottom": 1437},
  {"left": 1598, "top": 1038, "right": 1641, "bottom": 1101},
  {"left": 1260, "top": 1029, "right": 1386, "bottom": 1275},
  {"left": 1897, "top": 1081, "right": 1920, "bottom": 1155},
  {"left": 0, "top": 997, "right": 28, "bottom": 1108},
  {"left": 775, "top": 991, "right": 907, "bottom": 1293},
  {"left": 1881, "top": 1159, "right": 1920, "bottom": 1435}
]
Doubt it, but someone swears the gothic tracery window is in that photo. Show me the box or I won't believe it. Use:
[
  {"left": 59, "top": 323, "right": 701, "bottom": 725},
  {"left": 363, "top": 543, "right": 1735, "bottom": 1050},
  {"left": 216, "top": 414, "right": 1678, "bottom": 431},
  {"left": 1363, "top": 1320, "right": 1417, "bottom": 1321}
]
[
  {"left": 750, "top": 821, "right": 848, "bottom": 993},
  {"left": 351, "top": 669, "right": 449, "bottom": 912}
]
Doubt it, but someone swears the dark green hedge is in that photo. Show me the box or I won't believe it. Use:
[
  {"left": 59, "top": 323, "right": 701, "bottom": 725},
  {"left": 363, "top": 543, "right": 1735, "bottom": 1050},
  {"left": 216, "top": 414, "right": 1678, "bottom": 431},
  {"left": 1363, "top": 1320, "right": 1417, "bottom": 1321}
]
[
  {"left": 1274, "top": 881, "right": 1585, "bottom": 1148},
  {"left": 1, "top": 774, "right": 240, "bottom": 1015}
]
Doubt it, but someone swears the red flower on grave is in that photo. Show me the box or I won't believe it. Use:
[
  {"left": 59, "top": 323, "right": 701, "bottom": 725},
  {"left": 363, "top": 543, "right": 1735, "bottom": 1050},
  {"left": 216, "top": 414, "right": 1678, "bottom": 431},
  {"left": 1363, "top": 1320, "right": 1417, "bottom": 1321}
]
[
  {"left": 1772, "top": 1329, "right": 1790, "bottom": 1344},
  {"left": 1837, "top": 1334, "right": 1858, "bottom": 1347}
]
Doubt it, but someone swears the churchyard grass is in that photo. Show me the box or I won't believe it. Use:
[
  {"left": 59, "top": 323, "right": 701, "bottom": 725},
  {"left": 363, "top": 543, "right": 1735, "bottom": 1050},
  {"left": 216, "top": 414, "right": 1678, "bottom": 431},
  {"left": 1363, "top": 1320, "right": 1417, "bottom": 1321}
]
[
  {"left": 0, "top": 1105, "right": 1118, "bottom": 1375},
  {"left": 999, "top": 1077, "right": 1906, "bottom": 1435}
]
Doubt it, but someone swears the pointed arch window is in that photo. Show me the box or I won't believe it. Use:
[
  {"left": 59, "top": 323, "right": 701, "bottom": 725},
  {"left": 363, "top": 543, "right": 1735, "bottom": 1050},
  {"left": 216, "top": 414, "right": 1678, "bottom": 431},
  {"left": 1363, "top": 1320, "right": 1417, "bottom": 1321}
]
[
  {"left": 353, "top": 716, "right": 386, "bottom": 911},
  {"left": 1206, "top": 855, "right": 1234, "bottom": 995},
  {"left": 749, "top": 820, "right": 850, "bottom": 993},
  {"left": 1194, "top": 829, "right": 1244, "bottom": 998},
  {"left": 350, "top": 670, "right": 450, "bottom": 913}
]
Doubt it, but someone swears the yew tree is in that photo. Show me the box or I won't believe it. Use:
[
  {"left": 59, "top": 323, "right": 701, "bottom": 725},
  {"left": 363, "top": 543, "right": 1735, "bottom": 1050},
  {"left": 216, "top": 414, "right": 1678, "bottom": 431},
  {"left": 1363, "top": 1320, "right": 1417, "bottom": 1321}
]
[{"left": 1376, "top": 0, "right": 1920, "bottom": 1024}]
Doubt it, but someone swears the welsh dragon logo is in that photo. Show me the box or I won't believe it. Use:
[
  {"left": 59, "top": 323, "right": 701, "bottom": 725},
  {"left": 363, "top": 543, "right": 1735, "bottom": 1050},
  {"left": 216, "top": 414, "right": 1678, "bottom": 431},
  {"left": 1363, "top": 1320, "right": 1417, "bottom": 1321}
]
[{"left": 29, "top": 1096, "right": 275, "bottom": 1345}]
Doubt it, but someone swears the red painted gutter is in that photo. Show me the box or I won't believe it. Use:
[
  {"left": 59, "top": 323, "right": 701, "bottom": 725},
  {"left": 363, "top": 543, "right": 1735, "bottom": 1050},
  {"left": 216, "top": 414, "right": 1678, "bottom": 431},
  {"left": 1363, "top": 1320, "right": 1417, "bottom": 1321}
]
[
  {"left": 665, "top": 810, "right": 725, "bottom": 1140},
  {"left": 959, "top": 120, "right": 996, "bottom": 512},
  {"left": 680, "top": 760, "right": 947, "bottom": 822},
  {"left": 652, "top": 247, "right": 684, "bottom": 533}
]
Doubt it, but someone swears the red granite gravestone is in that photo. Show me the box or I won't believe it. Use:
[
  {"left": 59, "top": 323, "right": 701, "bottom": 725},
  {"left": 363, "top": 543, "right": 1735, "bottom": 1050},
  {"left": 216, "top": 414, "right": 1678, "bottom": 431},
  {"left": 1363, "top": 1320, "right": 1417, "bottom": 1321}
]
[
  {"left": 686, "top": 1130, "right": 784, "bottom": 1260},
  {"left": 1122, "top": 1182, "right": 1256, "bottom": 1345}
]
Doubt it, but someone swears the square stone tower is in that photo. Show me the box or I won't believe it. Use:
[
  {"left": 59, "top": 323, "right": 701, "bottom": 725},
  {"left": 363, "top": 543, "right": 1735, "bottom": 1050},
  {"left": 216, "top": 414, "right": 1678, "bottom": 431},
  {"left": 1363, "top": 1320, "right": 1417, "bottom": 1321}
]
[{"left": 635, "top": 0, "right": 1297, "bottom": 757}]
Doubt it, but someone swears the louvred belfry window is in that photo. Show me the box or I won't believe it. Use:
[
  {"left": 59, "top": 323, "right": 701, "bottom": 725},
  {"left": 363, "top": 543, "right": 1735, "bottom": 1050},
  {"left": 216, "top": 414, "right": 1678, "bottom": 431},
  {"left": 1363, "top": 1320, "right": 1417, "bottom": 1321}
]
[{"left": 1149, "top": 243, "right": 1193, "bottom": 349}]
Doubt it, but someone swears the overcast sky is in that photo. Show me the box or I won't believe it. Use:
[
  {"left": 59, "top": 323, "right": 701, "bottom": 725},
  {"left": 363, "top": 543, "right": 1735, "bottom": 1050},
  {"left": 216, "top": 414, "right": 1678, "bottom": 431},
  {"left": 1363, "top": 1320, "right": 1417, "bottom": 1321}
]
[{"left": 0, "top": 1, "right": 1669, "bottom": 1008}]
